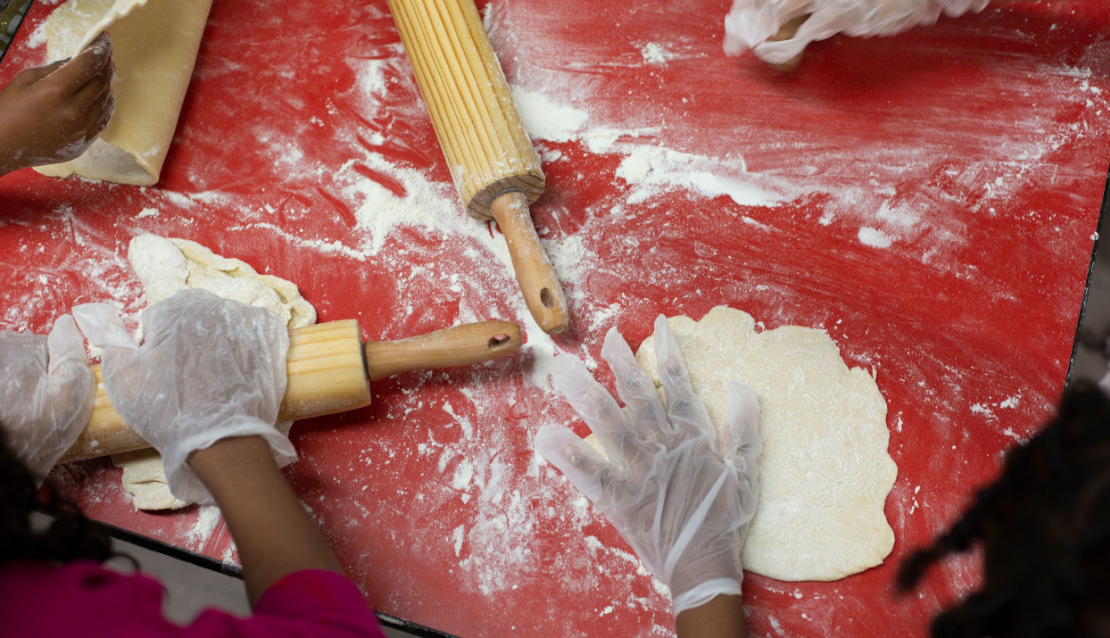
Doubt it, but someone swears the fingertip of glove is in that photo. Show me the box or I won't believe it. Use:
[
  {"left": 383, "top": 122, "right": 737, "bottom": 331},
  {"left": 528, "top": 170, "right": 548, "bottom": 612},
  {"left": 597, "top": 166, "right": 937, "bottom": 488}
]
[
  {"left": 551, "top": 354, "right": 593, "bottom": 394},
  {"left": 534, "top": 423, "right": 569, "bottom": 453}
]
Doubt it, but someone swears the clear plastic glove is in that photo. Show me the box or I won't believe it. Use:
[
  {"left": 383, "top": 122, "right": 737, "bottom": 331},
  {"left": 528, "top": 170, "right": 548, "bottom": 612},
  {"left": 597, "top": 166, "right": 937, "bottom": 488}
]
[
  {"left": 536, "top": 316, "right": 762, "bottom": 614},
  {"left": 73, "top": 288, "right": 296, "bottom": 505},
  {"left": 0, "top": 317, "right": 96, "bottom": 483},
  {"left": 724, "top": 0, "right": 990, "bottom": 65}
]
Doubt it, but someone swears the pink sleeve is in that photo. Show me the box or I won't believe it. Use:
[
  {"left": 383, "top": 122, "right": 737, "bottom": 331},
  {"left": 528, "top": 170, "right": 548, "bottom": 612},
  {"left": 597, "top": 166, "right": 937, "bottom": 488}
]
[
  {"left": 187, "top": 569, "right": 388, "bottom": 638},
  {"left": 0, "top": 562, "right": 387, "bottom": 638}
]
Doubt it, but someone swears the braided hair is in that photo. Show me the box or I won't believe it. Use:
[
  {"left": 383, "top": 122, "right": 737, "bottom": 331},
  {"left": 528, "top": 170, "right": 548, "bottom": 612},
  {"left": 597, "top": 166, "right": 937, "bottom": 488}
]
[
  {"left": 899, "top": 381, "right": 1110, "bottom": 637},
  {"left": 0, "top": 427, "right": 114, "bottom": 566}
]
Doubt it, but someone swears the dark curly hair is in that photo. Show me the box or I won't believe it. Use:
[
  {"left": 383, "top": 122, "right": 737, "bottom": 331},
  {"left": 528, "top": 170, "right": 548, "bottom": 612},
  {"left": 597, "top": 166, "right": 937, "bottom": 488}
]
[
  {"left": 0, "top": 427, "right": 114, "bottom": 566},
  {"left": 899, "top": 381, "right": 1110, "bottom": 637}
]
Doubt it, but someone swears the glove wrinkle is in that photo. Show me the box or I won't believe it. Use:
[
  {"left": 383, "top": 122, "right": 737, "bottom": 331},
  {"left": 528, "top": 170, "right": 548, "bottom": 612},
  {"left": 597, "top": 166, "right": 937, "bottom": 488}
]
[
  {"left": 539, "top": 321, "right": 763, "bottom": 617},
  {"left": 77, "top": 289, "right": 293, "bottom": 505}
]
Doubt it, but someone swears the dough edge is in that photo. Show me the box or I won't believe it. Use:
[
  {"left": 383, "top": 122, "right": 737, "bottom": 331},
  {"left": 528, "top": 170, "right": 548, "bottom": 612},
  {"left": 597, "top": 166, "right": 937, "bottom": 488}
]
[{"left": 596, "top": 306, "right": 899, "bottom": 582}]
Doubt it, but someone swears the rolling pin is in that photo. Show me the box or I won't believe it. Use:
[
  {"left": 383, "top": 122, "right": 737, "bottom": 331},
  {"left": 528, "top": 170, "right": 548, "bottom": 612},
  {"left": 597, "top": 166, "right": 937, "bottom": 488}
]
[
  {"left": 387, "top": 0, "right": 569, "bottom": 335},
  {"left": 60, "top": 319, "right": 522, "bottom": 463}
]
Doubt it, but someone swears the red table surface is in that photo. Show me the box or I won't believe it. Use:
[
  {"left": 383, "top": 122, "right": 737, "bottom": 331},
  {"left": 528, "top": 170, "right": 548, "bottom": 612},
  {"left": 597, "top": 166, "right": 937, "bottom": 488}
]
[{"left": 3, "top": 1, "right": 1109, "bottom": 636}]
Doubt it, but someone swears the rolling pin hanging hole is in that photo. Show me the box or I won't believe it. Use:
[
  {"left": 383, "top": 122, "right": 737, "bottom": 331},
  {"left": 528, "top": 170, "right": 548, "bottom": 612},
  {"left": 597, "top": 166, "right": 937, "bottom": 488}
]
[
  {"left": 488, "top": 334, "right": 511, "bottom": 349},
  {"left": 540, "top": 288, "right": 554, "bottom": 309}
]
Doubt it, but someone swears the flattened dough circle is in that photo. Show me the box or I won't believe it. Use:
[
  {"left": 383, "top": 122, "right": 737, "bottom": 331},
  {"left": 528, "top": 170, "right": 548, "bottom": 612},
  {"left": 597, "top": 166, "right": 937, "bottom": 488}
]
[{"left": 635, "top": 307, "right": 897, "bottom": 582}]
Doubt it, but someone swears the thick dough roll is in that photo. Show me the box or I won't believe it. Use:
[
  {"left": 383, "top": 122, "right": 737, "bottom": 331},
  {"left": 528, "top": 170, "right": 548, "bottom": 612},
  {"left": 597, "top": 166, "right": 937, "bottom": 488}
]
[{"left": 35, "top": 0, "right": 213, "bottom": 185}]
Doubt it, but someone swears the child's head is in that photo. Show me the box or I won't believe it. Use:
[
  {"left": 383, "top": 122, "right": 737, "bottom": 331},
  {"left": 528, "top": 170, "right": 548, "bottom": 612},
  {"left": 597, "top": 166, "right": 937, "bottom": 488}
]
[
  {"left": 900, "top": 381, "right": 1110, "bottom": 637},
  {"left": 0, "top": 427, "right": 112, "bottom": 566}
]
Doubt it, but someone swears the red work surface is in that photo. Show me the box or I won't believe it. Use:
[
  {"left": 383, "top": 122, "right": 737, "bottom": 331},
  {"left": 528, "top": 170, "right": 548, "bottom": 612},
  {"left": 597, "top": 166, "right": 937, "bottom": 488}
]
[{"left": 3, "top": 1, "right": 1110, "bottom": 636}]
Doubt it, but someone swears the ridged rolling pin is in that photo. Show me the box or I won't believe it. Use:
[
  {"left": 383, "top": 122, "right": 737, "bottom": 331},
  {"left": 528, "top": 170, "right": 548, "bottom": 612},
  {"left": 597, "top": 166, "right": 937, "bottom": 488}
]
[
  {"left": 387, "top": 0, "right": 569, "bottom": 335},
  {"left": 60, "top": 319, "right": 522, "bottom": 463}
]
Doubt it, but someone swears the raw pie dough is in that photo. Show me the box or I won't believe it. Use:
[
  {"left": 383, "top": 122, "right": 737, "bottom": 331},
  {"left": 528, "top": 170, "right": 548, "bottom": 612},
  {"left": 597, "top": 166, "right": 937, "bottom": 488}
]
[
  {"left": 633, "top": 307, "right": 897, "bottom": 581},
  {"left": 35, "top": 0, "right": 214, "bottom": 185},
  {"left": 115, "top": 235, "right": 316, "bottom": 510}
]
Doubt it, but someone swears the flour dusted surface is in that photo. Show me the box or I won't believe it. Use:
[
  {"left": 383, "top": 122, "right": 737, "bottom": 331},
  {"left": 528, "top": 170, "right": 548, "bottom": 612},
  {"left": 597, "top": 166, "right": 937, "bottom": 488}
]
[{"left": 7, "top": 0, "right": 1105, "bottom": 633}]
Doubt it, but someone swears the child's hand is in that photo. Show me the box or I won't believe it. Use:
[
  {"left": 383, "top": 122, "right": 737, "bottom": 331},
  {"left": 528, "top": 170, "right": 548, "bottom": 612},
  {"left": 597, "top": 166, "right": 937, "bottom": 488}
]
[
  {"left": 536, "top": 317, "right": 762, "bottom": 616},
  {"left": 73, "top": 289, "right": 297, "bottom": 506},
  {"left": 0, "top": 32, "right": 115, "bottom": 176},
  {"left": 724, "top": 0, "right": 990, "bottom": 68}
]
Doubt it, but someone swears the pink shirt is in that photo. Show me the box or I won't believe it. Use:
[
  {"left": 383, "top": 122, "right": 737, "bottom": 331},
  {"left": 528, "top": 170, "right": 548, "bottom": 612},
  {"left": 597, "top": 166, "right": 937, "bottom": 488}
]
[{"left": 0, "top": 561, "right": 389, "bottom": 638}]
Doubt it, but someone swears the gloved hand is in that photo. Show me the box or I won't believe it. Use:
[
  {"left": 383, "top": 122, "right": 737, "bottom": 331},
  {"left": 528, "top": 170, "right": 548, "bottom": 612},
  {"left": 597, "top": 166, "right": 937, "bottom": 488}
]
[
  {"left": 0, "top": 317, "right": 96, "bottom": 483},
  {"left": 73, "top": 288, "right": 296, "bottom": 506},
  {"left": 536, "top": 316, "right": 762, "bottom": 614},
  {"left": 723, "top": 0, "right": 990, "bottom": 66}
]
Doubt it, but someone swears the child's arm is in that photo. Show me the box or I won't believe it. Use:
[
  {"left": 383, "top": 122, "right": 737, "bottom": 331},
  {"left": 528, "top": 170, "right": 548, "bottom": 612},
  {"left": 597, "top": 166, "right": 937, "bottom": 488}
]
[
  {"left": 73, "top": 293, "right": 340, "bottom": 603},
  {"left": 188, "top": 435, "right": 343, "bottom": 607},
  {"left": 0, "top": 32, "right": 114, "bottom": 177},
  {"left": 677, "top": 595, "right": 747, "bottom": 638},
  {"left": 74, "top": 292, "right": 347, "bottom": 604},
  {"left": 73, "top": 291, "right": 388, "bottom": 636}
]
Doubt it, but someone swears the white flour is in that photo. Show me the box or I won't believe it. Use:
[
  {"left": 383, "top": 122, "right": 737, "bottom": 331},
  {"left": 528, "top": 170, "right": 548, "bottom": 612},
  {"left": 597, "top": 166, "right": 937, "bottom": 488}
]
[
  {"left": 858, "top": 227, "right": 893, "bottom": 248},
  {"left": 510, "top": 86, "right": 590, "bottom": 143},
  {"left": 186, "top": 505, "right": 221, "bottom": 550},
  {"left": 615, "top": 145, "right": 793, "bottom": 207},
  {"left": 486, "top": 3, "right": 1107, "bottom": 260},
  {"left": 640, "top": 42, "right": 676, "bottom": 65},
  {"left": 507, "top": 85, "right": 795, "bottom": 209},
  {"left": 7, "top": 3, "right": 1107, "bottom": 634},
  {"left": 25, "top": 20, "right": 48, "bottom": 48}
]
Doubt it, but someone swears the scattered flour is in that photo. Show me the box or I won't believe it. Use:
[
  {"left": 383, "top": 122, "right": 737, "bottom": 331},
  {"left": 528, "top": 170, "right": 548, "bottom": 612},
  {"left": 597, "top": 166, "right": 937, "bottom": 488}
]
[
  {"left": 544, "top": 234, "right": 588, "bottom": 296},
  {"left": 589, "top": 303, "right": 622, "bottom": 333},
  {"left": 510, "top": 85, "right": 590, "bottom": 143},
  {"left": 639, "top": 42, "right": 676, "bottom": 65},
  {"left": 452, "top": 459, "right": 475, "bottom": 490},
  {"left": 615, "top": 145, "right": 792, "bottom": 208},
  {"left": 858, "top": 227, "right": 893, "bottom": 248},
  {"left": 338, "top": 149, "right": 564, "bottom": 390},
  {"left": 458, "top": 455, "right": 537, "bottom": 596},
  {"left": 136, "top": 207, "right": 159, "bottom": 219},
  {"left": 356, "top": 58, "right": 390, "bottom": 98},
  {"left": 346, "top": 154, "right": 463, "bottom": 256},
  {"left": 508, "top": 84, "right": 792, "bottom": 209},
  {"left": 186, "top": 506, "right": 221, "bottom": 549},
  {"left": 25, "top": 20, "right": 48, "bottom": 48},
  {"left": 452, "top": 525, "right": 466, "bottom": 557}
]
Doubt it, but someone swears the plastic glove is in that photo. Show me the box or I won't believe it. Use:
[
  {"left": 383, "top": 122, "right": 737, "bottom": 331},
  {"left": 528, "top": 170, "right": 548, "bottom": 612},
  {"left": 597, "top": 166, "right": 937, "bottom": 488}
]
[
  {"left": 724, "top": 0, "right": 990, "bottom": 65},
  {"left": 73, "top": 288, "right": 296, "bottom": 506},
  {"left": 0, "top": 317, "right": 96, "bottom": 483},
  {"left": 536, "top": 316, "right": 762, "bottom": 614}
]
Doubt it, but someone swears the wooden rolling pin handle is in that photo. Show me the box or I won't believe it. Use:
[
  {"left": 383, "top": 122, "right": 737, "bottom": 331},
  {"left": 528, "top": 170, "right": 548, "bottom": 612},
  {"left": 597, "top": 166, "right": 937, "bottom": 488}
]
[
  {"left": 489, "top": 191, "right": 569, "bottom": 335},
  {"left": 364, "top": 320, "right": 523, "bottom": 381}
]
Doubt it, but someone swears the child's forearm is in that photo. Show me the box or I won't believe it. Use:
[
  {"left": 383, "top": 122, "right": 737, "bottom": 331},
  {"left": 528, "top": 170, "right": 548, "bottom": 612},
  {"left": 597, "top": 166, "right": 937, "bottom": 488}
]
[
  {"left": 0, "top": 138, "right": 25, "bottom": 177},
  {"left": 188, "top": 435, "right": 344, "bottom": 606},
  {"left": 676, "top": 594, "right": 747, "bottom": 638}
]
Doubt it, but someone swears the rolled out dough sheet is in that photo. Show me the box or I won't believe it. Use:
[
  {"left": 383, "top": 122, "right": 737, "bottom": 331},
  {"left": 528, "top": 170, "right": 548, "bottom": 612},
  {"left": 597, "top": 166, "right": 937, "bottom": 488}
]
[
  {"left": 34, "top": 0, "right": 214, "bottom": 185},
  {"left": 113, "top": 235, "right": 314, "bottom": 511},
  {"left": 630, "top": 306, "right": 898, "bottom": 582}
]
